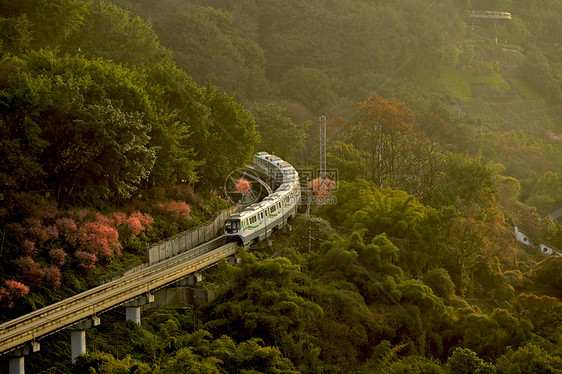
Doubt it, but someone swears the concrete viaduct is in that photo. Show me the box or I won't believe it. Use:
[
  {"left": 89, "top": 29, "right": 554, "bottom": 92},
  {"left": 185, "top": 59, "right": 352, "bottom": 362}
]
[{"left": 0, "top": 237, "right": 238, "bottom": 373}]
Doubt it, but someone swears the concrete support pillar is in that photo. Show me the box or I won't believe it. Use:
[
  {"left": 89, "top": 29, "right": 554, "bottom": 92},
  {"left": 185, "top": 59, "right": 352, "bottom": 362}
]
[
  {"left": 282, "top": 224, "right": 292, "bottom": 233},
  {"left": 228, "top": 256, "right": 241, "bottom": 266},
  {"left": 176, "top": 273, "right": 203, "bottom": 287},
  {"left": 124, "top": 294, "right": 154, "bottom": 325},
  {"left": 68, "top": 317, "right": 100, "bottom": 363},
  {"left": 8, "top": 342, "right": 40, "bottom": 374},
  {"left": 70, "top": 331, "right": 86, "bottom": 363},
  {"left": 125, "top": 306, "right": 141, "bottom": 324},
  {"left": 9, "top": 357, "right": 24, "bottom": 374}
]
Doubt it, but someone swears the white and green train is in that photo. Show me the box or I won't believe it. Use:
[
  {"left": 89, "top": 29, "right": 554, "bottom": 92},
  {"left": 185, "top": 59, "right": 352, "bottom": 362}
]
[{"left": 224, "top": 152, "right": 300, "bottom": 246}]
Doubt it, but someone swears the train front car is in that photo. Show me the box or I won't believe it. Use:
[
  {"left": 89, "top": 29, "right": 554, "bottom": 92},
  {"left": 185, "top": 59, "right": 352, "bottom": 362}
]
[
  {"left": 224, "top": 152, "right": 300, "bottom": 247},
  {"left": 224, "top": 216, "right": 241, "bottom": 235}
]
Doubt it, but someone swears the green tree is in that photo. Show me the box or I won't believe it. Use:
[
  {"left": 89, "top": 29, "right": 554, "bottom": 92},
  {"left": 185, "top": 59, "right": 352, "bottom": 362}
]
[
  {"left": 64, "top": 100, "right": 156, "bottom": 202},
  {"left": 203, "top": 252, "right": 323, "bottom": 345},
  {"left": 424, "top": 268, "right": 455, "bottom": 305},
  {"left": 143, "top": 60, "right": 207, "bottom": 186},
  {"left": 514, "top": 294, "right": 562, "bottom": 343},
  {"left": 15, "top": 51, "right": 157, "bottom": 205},
  {"left": 496, "top": 344, "right": 562, "bottom": 374},
  {"left": 197, "top": 85, "right": 260, "bottom": 184},
  {"left": 63, "top": 0, "right": 168, "bottom": 67},
  {"left": 0, "top": 56, "right": 49, "bottom": 194},
  {"left": 163, "top": 348, "right": 223, "bottom": 373},
  {"left": 351, "top": 95, "right": 415, "bottom": 185},
  {"left": 525, "top": 171, "right": 562, "bottom": 213},
  {"left": 250, "top": 103, "right": 309, "bottom": 160},
  {"left": 327, "top": 140, "right": 367, "bottom": 181},
  {"left": 0, "top": 14, "right": 32, "bottom": 56},
  {"left": 0, "top": 0, "right": 87, "bottom": 51},
  {"left": 280, "top": 66, "right": 339, "bottom": 112},
  {"left": 154, "top": 4, "right": 271, "bottom": 100},
  {"left": 446, "top": 347, "right": 496, "bottom": 374},
  {"left": 74, "top": 351, "right": 152, "bottom": 374},
  {"left": 427, "top": 153, "right": 502, "bottom": 212}
]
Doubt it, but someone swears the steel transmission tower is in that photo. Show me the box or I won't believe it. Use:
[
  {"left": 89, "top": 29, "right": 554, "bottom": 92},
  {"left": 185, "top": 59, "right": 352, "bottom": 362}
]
[{"left": 319, "top": 115, "right": 327, "bottom": 180}]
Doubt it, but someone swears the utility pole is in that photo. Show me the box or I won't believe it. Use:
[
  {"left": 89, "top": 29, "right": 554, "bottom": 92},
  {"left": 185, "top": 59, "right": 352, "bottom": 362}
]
[
  {"left": 376, "top": 124, "right": 383, "bottom": 188},
  {"left": 319, "top": 115, "right": 327, "bottom": 181}
]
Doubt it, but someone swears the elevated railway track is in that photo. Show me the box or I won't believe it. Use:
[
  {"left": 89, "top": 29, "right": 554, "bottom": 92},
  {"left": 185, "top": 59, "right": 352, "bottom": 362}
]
[{"left": 0, "top": 237, "right": 236, "bottom": 356}]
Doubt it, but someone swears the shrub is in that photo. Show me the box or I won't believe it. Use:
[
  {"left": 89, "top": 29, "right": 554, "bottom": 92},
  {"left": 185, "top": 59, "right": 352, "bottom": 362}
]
[
  {"left": 75, "top": 251, "right": 98, "bottom": 270},
  {"left": 125, "top": 211, "right": 154, "bottom": 237},
  {"left": 69, "top": 208, "right": 93, "bottom": 222},
  {"left": 110, "top": 212, "right": 127, "bottom": 228},
  {"left": 76, "top": 222, "right": 122, "bottom": 258},
  {"left": 22, "top": 240, "right": 37, "bottom": 256},
  {"left": 6, "top": 280, "right": 30, "bottom": 297},
  {"left": 44, "top": 266, "right": 62, "bottom": 287},
  {"left": 447, "top": 347, "right": 496, "bottom": 374},
  {"left": 158, "top": 201, "right": 191, "bottom": 220},
  {"left": 25, "top": 217, "right": 50, "bottom": 243},
  {"left": 14, "top": 256, "right": 45, "bottom": 285},
  {"left": 49, "top": 248, "right": 67, "bottom": 266},
  {"left": 423, "top": 268, "right": 455, "bottom": 304},
  {"left": 55, "top": 217, "right": 78, "bottom": 243}
]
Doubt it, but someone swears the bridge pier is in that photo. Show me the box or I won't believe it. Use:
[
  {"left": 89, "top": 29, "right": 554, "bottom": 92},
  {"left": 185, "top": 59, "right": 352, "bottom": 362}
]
[
  {"left": 228, "top": 256, "right": 240, "bottom": 266},
  {"left": 68, "top": 317, "right": 100, "bottom": 363},
  {"left": 8, "top": 342, "right": 40, "bottom": 374},
  {"left": 124, "top": 294, "right": 154, "bottom": 325}
]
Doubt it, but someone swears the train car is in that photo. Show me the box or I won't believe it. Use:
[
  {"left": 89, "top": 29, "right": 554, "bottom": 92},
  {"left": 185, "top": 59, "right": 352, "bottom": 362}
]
[
  {"left": 224, "top": 152, "right": 300, "bottom": 246},
  {"left": 470, "top": 10, "right": 512, "bottom": 20}
]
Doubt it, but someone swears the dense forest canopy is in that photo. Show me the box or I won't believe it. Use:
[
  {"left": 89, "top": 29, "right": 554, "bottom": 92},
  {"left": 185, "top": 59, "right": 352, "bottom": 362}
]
[{"left": 0, "top": 0, "right": 561, "bottom": 373}]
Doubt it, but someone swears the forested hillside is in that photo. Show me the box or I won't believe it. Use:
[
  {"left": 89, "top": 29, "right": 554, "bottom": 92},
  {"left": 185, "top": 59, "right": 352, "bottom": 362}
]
[
  {"left": 0, "top": 0, "right": 257, "bottom": 320},
  {"left": 0, "top": 0, "right": 561, "bottom": 373},
  {"left": 128, "top": 0, "right": 562, "bottom": 211}
]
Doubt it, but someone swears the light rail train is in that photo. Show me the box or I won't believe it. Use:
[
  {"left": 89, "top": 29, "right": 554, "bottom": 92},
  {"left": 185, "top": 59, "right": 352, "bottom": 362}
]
[{"left": 224, "top": 152, "right": 300, "bottom": 246}]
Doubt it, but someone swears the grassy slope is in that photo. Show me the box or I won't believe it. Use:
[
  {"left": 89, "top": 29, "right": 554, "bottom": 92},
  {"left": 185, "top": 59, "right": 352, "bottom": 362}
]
[{"left": 422, "top": 65, "right": 555, "bottom": 134}]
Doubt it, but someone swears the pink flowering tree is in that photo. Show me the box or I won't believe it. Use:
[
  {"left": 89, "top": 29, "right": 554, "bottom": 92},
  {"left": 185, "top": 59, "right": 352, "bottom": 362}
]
[
  {"left": 13, "top": 256, "right": 45, "bottom": 285},
  {"left": 125, "top": 211, "right": 154, "bottom": 237},
  {"left": 308, "top": 177, "right": 336, "bottom": 197},
  {"left": 22, "top": 240, "right": 37, "bottom": 256},
  {"left": 76, "top": 221, "right": 122, "bottom": 258},
  {"left": 158, "top": 201, "right": 192, "bottom": 220},
  {"left": 75, "top": 251, "right": 98, "bottom": 270},
  {"left": 44, "top": 266, "right": 62, "bottom": 287},
  {"left": 55, "top": 217, "right": 78, "bottom": 244},
  {"left": 49, "top": 248, "right": 67, "bottom": 266},
  {"left": 236, "top": 178, "right": 252, "bottom": 196}
]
